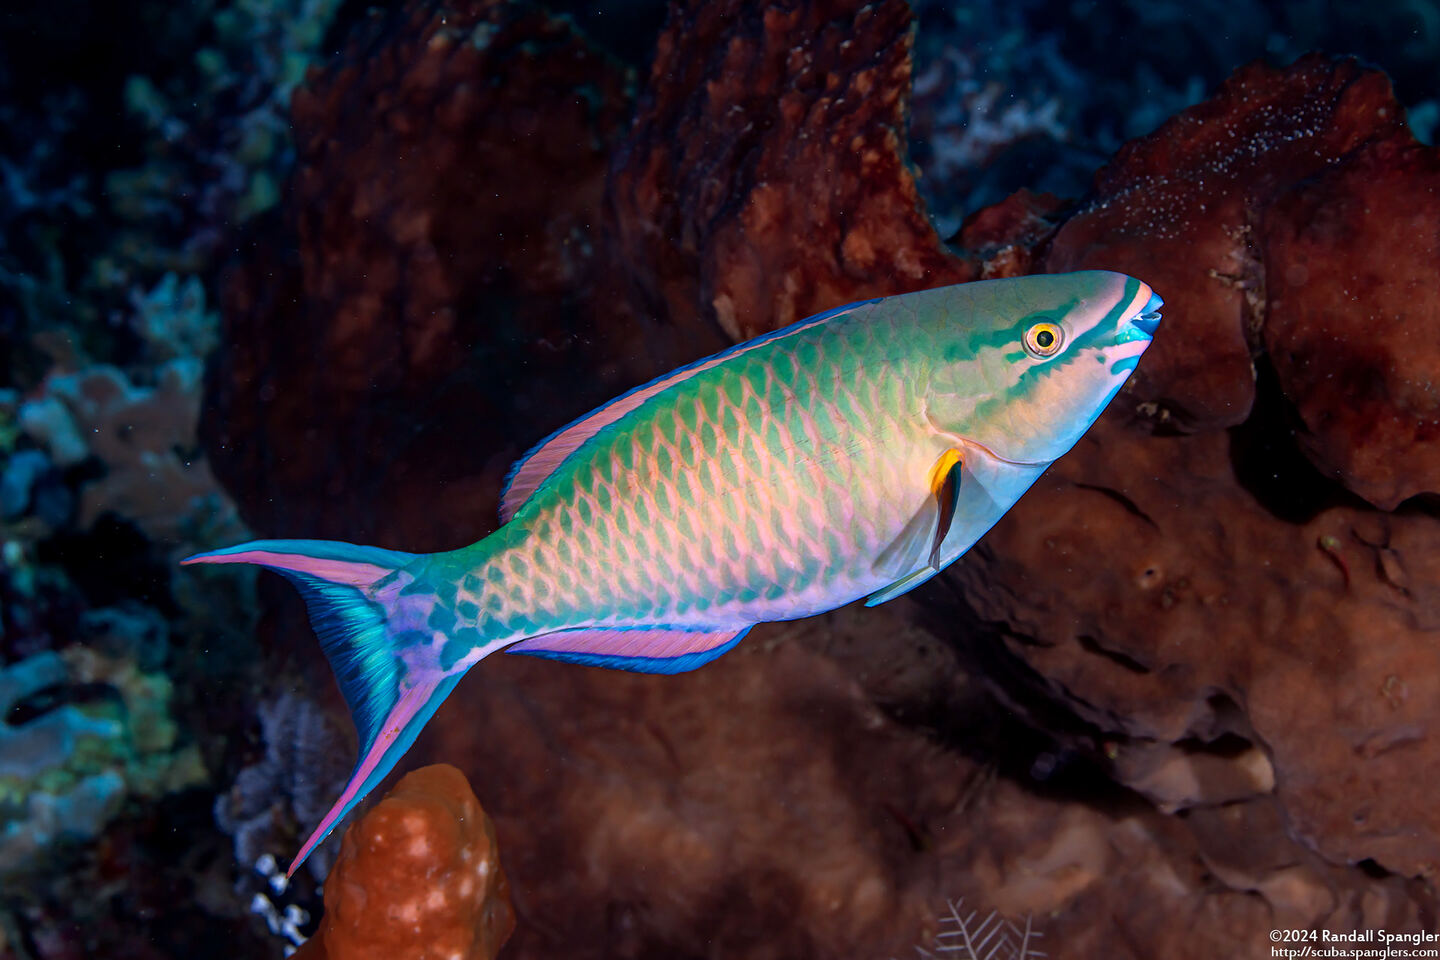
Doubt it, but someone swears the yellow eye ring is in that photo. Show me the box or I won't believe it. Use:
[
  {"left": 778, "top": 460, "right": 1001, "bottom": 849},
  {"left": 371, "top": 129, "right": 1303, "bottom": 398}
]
[{"left": 1024, "top": 321, "right": 1064, "bottom": 358}]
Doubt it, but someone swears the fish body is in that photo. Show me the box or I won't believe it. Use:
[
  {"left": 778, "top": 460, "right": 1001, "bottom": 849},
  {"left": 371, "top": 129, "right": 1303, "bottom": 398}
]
[{"left": 184, "top": 270, "right": 1162, "bottom": 871}]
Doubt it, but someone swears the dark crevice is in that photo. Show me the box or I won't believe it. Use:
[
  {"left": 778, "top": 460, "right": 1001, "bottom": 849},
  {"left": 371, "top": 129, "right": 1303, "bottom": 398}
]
[
  {"left": 1393, "top": 491, "right": 1440, "bottom": 519},
  {"left": 1078, "top": 634, "right": 1152, "bottom": 674},
  {"left": 1357, "top": 858, "right": 1390, "bottom": 880},
  {"left": 908, "top": 591, "right": 1148, "bottom": 813},
  {"left": 1228, "top": 355, "right": 1369, "bottom": 525},
  {"left": 6, "top": 681, "right": 119, "bottom": 726},
  {"left": 544, "top": 0, "right": 667, "bottom": 70},
  {"left": 1172, "top": 731, "right": 1254, "bottom": 759},
  {"left": 1073, "top": 482, "right": 1159, "bottom": 529}
]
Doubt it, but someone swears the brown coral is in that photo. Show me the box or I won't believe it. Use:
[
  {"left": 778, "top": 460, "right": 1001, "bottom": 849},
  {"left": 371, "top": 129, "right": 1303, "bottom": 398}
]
[
  {"left": 209, "top": 0, "right": 638, "bottom": 550},
  {"left": 951, "top": 53, "right": 1440, "bottom": 883},
  {"left": 294, "top": 764, "right": 513, "bottom": 960},
  {"left": 1046, "top": 55, "right": 1405, "bottom": 432},
  {"left": 611, "top": 0, "right": 973, "bottom": 343},
  {"left": 1263, "top": 132, "right": 1440, "bottom": 508}
]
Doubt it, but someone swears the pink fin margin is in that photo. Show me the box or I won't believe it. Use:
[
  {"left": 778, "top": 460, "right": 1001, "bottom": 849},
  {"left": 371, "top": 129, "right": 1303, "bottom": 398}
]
[
  {"left": 181, "top": 549, "right": 390, "bottom": 587},
  {"left": 507, "top": 625, "right": 743, "bottom": 660}
]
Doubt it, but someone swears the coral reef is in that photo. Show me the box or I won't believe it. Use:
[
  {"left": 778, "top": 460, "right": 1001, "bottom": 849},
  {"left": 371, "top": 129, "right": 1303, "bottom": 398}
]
[
  {"left": 0, "top": 0, "right": 429, "bottom": 956},
  {"left": 0, "top": 0, "right": 343, "bottom": 380},
  {"left": 209, "top": 0, "right": 638, "bottom": 550},
  {"left": 908, "top": 44, "right": 1071, "bottom": 238},
  {"left": 610, "top": 0, "right": 971, "bottom": 343},
  {"left": 196, "top": 0, "right": 1440, "bottom": 955},
  {"left": 903, "top": 0, "right": 1440, "bottom": 233},
  {"left": 0, "top": 651, "right": 121, "bottom": 873},
  {"left": 0, "top": 646, "right": 205, "bottom": 874},
  {"left": 292, "top": 764, "right": 513, "bottom": 960},
  {"left": 102, "top": 0, "right": 345, "bottom": 273},
  {"left": 0, "top": 0, "right": 1341, "bottom": 958},
  {"left": 18, "top": 360, "right": 243, "bottom": 550},
  {"left": 906, "top": 0, "right": 1105, "bottom": 234},
  {"left": 953, "top": 54, "right": 1440, "bottom": 883}
]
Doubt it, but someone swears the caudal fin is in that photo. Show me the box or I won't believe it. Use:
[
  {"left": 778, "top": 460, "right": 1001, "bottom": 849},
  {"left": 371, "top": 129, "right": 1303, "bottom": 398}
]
[{"left": 182, "top": 539, "right": 471, "bottom": 876}]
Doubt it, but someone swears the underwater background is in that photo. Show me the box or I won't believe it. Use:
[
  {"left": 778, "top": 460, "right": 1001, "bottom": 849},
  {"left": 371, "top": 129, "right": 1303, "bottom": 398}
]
[{"left": 2, "top": 0, "right": 1439, "bottom": 957}]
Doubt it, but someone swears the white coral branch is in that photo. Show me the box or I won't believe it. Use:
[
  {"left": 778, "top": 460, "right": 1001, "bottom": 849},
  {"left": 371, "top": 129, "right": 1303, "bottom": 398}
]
[{"left": 896, "top": 898, "right": 1046, "bottom": 960}]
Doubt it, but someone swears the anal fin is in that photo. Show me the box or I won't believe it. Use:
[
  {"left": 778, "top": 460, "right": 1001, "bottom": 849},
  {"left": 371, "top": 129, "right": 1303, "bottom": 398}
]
[{"left": 506, "top": 625, "right": 752, "bottom": 674}]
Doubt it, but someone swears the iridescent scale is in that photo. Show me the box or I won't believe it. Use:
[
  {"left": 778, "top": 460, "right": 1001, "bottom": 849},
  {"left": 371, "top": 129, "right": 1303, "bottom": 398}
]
[{"left": 480, "top": 304, "right": 943, "bottom": 636}]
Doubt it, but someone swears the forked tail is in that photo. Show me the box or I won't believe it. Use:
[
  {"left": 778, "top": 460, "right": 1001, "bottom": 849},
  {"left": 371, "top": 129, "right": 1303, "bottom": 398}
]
[{"left": 181, "top": 539, "right": 480, "bottom": 875}]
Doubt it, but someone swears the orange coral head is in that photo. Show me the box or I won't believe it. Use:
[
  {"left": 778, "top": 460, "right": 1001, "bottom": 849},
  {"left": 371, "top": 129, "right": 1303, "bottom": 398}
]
[{"left": 297, "top": 763, "right": 514, "bottom": 960}]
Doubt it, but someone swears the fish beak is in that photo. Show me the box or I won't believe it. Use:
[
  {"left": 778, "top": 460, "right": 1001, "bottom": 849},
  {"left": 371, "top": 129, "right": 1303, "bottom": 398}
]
[{"left": 1129, "top": 290, "right": 1164, "bottom": 338}]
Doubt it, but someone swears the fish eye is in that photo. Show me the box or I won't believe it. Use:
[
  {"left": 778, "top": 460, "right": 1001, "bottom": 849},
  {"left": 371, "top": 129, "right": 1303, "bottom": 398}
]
[{"left": 1023, "top": 321, "right": 1064, "bottom": 359}]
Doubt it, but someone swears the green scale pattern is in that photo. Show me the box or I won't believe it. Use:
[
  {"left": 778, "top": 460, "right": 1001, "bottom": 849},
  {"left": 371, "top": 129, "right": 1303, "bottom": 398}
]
[{"left": 475, "top": 301, "right": 948, "bottom": 638}]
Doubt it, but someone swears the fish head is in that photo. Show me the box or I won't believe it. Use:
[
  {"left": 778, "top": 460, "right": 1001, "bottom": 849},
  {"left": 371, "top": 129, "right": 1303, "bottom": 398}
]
[{"left": 926, "top": 270, "right": 1163, "bottom": 467}]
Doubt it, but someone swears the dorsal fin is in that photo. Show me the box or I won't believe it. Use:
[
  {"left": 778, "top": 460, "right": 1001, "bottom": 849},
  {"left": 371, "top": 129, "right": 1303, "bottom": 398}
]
[{"left": 498, "top": 298, "right": 881, "bottom": 522}]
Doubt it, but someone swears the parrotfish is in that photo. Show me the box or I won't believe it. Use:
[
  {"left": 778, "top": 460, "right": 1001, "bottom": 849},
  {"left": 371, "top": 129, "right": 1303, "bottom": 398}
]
[{"left": 183, "top": 270, "right": 1162, "bottom": 874}]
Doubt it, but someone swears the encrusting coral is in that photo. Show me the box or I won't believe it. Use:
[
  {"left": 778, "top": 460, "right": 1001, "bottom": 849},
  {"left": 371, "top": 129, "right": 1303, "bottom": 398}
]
[
  {"left": 0, "top": 646, "right": 205, "bottom": 874},
  {"left": 18, "top": 360, "right": 241, "bottom": 549},
  {"left": 1261, "top": 130, "right": 1440, "bottom": 508},
  {"left": 1044, "top": 55, "right": 1413, "bottom": 435},
  {"left": 611, "top": 0, "right": 973, "bottom": 343},
  {"left": 293, "top": 764, "right": 514, "bottom": 960}
]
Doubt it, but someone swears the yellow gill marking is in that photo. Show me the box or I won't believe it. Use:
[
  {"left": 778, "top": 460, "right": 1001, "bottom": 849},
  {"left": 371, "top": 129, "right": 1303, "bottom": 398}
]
[{"left": 928, "top": 448, "right": 964, "bottom": 497}]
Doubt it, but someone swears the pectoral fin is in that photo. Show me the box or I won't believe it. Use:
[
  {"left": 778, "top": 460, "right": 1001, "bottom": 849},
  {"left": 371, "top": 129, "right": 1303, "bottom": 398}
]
[
  {"left": 864, "top": 566, "right": 941, "bottom": 606},
  {"left": 868, "top": 449, "right": 964, "bottom": 604},
  {"left": 927, "top": 448, "right": 962, "bottom": 569}
]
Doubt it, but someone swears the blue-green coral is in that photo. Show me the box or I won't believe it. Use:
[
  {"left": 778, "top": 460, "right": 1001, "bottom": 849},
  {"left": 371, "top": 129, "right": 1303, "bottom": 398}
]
[
  {"left": 114, "top": 0, "right": 344, "bottom": 239},
  {"left": 16, "top": 360, "right": 244, "bottom": 550},
  {"left": 0, "top": 647, "right": 205, "bottom": 874}
]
